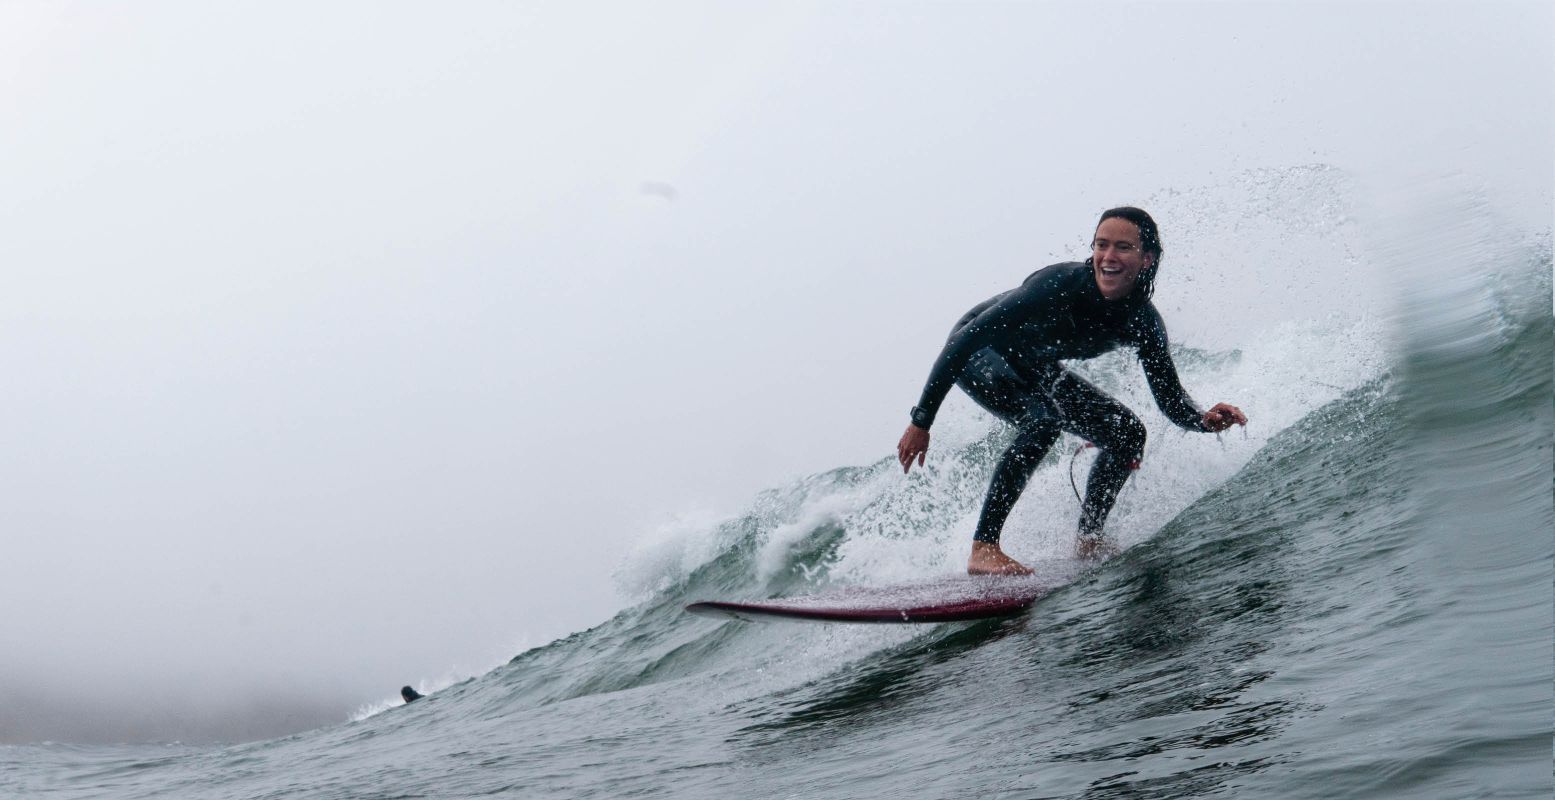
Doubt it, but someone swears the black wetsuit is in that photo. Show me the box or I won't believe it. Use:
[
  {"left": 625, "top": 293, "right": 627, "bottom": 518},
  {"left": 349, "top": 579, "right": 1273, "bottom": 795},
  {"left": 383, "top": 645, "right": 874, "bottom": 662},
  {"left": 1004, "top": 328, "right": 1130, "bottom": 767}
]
[{"left": 910, "top": 261, "right": 1207, "bottom": 544}]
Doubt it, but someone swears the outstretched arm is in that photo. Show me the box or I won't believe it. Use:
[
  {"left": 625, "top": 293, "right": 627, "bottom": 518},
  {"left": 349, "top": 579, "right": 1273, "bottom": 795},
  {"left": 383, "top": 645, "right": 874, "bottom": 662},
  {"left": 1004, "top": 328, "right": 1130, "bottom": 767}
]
[
  {"left": 910, "top": 269, "right": 1069, "bottom": 431},
  {"left": 899, "top": 286, "right": 1040, "bottom": 474},
  {"left": 1137, "top": 309, "right": 1247, "bottom": 432},
  {"left": 1201, "top": 402, "right": 1247, "bottom": 432}
]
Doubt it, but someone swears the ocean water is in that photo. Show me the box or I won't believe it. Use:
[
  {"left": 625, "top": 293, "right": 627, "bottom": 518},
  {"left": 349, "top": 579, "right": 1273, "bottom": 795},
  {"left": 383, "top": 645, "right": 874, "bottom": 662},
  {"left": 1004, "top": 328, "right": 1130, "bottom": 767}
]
[{"left": 2, "top": 188, "right": 1549, "bottom": 798}]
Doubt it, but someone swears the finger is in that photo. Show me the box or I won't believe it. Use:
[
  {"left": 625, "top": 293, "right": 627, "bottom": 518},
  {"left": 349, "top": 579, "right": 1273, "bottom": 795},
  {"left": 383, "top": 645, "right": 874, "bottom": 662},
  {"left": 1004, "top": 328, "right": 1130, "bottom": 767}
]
[{"left": 917, "top": 451, "right": 926, "bottom": 468}]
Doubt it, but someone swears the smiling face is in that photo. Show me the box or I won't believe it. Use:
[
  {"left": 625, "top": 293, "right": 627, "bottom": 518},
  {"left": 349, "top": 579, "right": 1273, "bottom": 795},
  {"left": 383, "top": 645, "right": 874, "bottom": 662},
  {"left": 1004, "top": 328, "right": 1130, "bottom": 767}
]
[{"left": 1090, "top": 217, "right": 1156, "bottom": 301}]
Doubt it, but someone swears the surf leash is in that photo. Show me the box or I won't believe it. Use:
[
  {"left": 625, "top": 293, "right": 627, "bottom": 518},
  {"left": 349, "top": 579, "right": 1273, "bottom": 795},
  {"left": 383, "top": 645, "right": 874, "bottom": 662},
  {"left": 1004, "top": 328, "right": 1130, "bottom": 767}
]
[{"left": 1068, "top": 441, "right": 1093, "bottom": 503}]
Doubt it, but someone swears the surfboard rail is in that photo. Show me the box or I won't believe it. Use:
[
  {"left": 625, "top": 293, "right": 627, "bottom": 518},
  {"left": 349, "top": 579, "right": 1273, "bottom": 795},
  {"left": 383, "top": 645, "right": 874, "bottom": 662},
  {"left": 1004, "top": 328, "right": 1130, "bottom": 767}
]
[
  {"left": 685, "top": 595, "right": 1038, "bottom": 623},
  {"left": 684, "top": 567, "right": 1087, "bottom": 624}
]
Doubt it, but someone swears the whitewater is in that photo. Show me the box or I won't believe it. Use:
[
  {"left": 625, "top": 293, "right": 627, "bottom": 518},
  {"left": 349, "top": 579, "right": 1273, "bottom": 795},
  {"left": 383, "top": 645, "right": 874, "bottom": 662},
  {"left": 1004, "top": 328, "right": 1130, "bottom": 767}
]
[{"left": 3, "top": 169, "right": 1549, "bottom": 798}]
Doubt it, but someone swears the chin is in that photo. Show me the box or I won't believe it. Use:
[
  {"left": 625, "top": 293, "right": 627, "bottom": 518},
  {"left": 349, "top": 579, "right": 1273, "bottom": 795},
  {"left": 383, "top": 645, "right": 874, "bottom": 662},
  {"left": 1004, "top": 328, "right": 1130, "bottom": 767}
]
[{"left": 1105, "top": 279, "right": 1138, "bottom": 298}]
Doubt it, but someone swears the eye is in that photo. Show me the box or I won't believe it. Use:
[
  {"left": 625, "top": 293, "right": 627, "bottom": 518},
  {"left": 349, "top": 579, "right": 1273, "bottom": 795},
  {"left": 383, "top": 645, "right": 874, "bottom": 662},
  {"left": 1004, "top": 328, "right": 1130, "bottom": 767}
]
[{"left": 1114, "top": 243, "right": 1136, "bottom": 253}]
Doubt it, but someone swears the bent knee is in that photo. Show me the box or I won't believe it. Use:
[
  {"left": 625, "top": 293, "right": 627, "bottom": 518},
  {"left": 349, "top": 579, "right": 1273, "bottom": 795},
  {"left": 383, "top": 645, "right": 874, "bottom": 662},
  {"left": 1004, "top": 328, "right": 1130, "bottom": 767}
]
[
  {"left": 1102, "top": 414, "right": 1146, "bottom": 460},
  {"left": 1007, "top": 420, "right": 1060, "bottom": 461}
]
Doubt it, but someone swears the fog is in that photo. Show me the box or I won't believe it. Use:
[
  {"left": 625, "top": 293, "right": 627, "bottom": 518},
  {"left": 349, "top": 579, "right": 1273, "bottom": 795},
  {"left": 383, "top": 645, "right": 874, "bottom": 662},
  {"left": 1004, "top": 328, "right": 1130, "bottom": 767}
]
[{"left": 0, "top": 1, "right": 1548, "bottom": 743}]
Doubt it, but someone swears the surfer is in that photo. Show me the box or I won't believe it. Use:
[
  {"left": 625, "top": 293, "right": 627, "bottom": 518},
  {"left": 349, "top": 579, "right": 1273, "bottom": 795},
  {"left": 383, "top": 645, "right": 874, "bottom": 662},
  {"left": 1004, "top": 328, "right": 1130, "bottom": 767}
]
[
  {"left": 401, "top": 686, "right": 424, "bottom": 704},
  {"left": 897, "top": 207, "right": 1246, "bottom": 575}
]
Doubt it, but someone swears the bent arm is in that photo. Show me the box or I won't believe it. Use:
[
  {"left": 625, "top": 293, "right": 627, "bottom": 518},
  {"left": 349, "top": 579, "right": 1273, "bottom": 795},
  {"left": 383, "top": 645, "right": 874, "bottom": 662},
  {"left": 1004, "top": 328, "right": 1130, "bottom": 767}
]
[{"left": 1137, "top": 313, "right": 1208, "bottom": 431}]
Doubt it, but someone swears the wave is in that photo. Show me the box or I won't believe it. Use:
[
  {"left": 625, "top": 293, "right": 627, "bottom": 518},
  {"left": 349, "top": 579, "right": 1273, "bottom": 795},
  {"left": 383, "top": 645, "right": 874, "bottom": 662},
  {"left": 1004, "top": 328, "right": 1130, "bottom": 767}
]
[
  {"left": 479, "top": 322, "right": 1390, "bottom": 714},
  {"left": 24, "top": 167, "right": 1546, "bottom": 799},
  {"left": 441, "top": 176, "right": 1550, "bottom": 798}
]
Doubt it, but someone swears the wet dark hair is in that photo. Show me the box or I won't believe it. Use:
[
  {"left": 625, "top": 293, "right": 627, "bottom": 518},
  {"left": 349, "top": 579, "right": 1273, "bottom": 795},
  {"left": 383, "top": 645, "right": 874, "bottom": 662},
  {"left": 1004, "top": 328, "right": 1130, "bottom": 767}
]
[
  {"left": 1089, "top": 206, "right": 1164, "bottom": 300},
  {"left": 401, "top": 686, "right": 424, "bottom": 703}
]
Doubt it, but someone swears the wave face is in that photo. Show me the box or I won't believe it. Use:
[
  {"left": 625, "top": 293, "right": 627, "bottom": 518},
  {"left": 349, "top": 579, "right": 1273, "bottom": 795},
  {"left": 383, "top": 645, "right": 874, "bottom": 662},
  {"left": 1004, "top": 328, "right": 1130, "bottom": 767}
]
[{"left": 3, "top": 177, "right": 1549, "bottom": 799}]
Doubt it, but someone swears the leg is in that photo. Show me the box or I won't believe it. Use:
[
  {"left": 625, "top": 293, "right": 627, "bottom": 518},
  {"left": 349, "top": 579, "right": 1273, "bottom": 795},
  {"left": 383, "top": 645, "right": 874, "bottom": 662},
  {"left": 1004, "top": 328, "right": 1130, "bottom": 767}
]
[
  {"left": 1077, "top": 446, "right": 1138, "bottom": 539},
  {"left": 973, "top": 421, "right": 1061, "bottom": 545},
  {"left": 966, "top": 421, "right": 1060, "bottom": 575},
  {"left": 1049, "top": 373, "right": 1147, "bottom": 553},
  {"left": 955, "top": 352, "right": 1064, "bottom": 575}
]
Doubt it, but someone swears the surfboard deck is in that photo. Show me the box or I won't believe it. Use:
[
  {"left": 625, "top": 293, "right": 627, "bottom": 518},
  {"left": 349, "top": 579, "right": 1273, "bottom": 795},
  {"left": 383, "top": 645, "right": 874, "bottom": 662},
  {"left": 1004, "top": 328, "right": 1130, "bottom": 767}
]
[{"left": 686, "top": 560, "right": 1088, "bottom": 624}]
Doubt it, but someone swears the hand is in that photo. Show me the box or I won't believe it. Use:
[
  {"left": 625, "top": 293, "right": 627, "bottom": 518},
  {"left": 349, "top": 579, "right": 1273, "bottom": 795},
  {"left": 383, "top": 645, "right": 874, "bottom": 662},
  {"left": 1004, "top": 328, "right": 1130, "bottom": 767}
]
[
  {"left": 1201, "top": 402, "right": 1247, "bottom": 433},
  {"left": 898, "top": 424, "right": 930, "bottom": 473}
]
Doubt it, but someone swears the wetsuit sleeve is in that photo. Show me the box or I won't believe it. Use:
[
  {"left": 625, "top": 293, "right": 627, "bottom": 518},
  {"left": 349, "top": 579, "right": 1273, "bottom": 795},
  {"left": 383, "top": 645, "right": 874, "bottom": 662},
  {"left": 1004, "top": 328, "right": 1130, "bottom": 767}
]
[
  {"left": 911, "top": 277, "right": 1057, "bottom": 429},
  {"left": 1136, "top": 309, "right": 1208, "bottom": 432}
]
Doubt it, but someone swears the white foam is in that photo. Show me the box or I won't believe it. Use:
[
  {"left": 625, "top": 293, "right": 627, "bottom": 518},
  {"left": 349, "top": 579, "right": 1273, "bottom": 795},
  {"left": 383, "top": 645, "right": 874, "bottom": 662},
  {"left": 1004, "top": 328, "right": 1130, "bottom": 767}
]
[
  {"left": 756, "top": 490, "right": 870, "bottom": 582},
  {"left": 612, "top": 507, "right": 735, "bottom": 599}
]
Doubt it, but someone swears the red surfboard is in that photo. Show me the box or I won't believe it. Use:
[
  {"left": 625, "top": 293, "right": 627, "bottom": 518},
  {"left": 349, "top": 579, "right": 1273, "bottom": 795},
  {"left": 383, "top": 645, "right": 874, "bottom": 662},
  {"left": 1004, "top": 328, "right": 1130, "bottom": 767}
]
[{"left": 685, "top": 563, "right": 1086, "bottom": 624}]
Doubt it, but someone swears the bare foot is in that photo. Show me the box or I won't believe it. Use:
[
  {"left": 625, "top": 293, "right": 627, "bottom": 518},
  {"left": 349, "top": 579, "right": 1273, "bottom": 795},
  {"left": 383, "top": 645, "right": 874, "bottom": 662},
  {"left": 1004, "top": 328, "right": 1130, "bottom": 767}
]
[
  {"left": 968, "top": 541, "right": 1034, "bottom": 576},
  {"left": 1075, "top": 536, "right": 1120, "bottom": 561}
]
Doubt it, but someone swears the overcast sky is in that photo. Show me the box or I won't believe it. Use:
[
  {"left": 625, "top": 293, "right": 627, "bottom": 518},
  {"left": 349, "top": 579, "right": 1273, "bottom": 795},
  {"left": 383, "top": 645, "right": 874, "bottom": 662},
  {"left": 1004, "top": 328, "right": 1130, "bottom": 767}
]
[{"left": 1, "top": 1, "right": 1549, "bottom": 743}]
